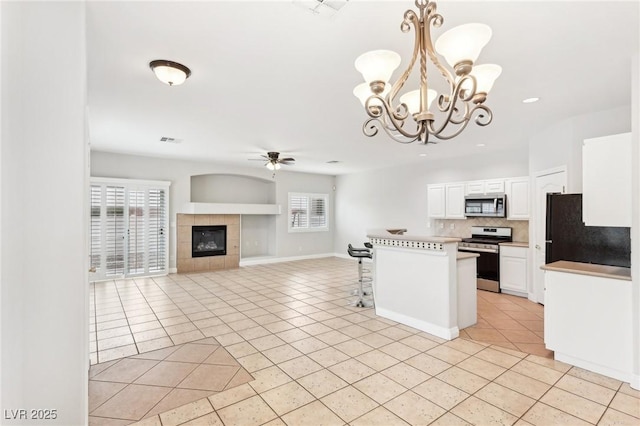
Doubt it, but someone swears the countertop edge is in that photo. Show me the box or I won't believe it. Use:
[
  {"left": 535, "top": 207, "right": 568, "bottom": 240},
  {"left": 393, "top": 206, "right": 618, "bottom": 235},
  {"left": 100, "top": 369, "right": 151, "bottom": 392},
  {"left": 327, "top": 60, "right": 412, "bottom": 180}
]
[
  {"left": 541, "top": 261, "right": 631, "bottom": 281},
  {"left": 367, "top": 229, "right": 461, "bottom": 244},
  {"left": 500, "top": 242, "right": 529, "bottom": 248}
]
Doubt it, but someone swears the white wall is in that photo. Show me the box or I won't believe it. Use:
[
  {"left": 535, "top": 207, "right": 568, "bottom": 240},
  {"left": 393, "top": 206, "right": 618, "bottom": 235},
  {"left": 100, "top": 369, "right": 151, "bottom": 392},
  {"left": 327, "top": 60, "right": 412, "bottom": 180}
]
[
  {"left": 527, "top": 105, "right": 633, "bottom": 305},
  {"left": 529, "top": 105, "right": 631, "bottom": 192},
  {"left": 90, "top": 152, "right": 337, "bottom": 265},
  {"left": 191, "top": 174, "right": 275, "bottom": 204},
  {"left": 1, "top": 2, "right": 88, "bottom": 424},
  {"left": 333, "top": 147, "right": 529, "bottom": 254}
]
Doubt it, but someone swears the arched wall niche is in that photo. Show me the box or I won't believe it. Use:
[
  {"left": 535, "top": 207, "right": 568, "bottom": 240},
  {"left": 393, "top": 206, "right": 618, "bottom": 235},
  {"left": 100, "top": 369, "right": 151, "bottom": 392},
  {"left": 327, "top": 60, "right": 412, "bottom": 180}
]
[{"left": 190, "top": 173, "right": 276, "bottom": 204}]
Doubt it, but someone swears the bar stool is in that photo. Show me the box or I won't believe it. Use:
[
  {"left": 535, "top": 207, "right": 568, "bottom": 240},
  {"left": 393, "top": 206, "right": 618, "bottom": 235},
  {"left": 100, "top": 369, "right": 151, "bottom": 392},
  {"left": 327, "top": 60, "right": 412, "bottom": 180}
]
[{"left": 347, "top": 244, "right": 373, "bottom": 308}]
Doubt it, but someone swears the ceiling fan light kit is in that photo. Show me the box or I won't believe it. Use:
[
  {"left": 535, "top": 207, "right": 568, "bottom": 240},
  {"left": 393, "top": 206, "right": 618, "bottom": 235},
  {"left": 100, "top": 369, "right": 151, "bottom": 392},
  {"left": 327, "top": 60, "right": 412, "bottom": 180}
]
[
  {"left": 149, "top": 59, "right": 192, "bottom": 86},
  {"left": 354, "top": 0, "right": 501, "bottom": 145},
  {"left": 248, "top": 151, "right": 296, "bottom": 176}
]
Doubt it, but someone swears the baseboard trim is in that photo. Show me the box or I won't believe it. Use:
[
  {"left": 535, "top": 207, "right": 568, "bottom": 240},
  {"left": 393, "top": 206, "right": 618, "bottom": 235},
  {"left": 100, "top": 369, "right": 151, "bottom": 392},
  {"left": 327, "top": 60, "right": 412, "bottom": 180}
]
[
  {"left": 375, "top": 307, "right": 458, "bottom": 341},
  {"left": 239, "top": 253, "right": 336, "bottom": 266},
  {"left": 631, "top": 373, "right": 640, "bottom": 390},
  {"left": 554, "top": 352, "right": 633, "bottom": 384},
  {"left": 169, "top": 268, "right": 177, "bottom": 274}
]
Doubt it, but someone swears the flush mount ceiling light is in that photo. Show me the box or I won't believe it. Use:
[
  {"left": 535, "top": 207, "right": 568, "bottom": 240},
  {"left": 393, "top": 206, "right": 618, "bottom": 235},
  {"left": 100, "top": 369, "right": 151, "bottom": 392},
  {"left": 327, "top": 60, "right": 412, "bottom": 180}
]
[
  {"left": 149, "top": 60, "right": 191, "bottom": 86},
  {"left": 353, "top": 0, "right": 501, "bottom": 145}
]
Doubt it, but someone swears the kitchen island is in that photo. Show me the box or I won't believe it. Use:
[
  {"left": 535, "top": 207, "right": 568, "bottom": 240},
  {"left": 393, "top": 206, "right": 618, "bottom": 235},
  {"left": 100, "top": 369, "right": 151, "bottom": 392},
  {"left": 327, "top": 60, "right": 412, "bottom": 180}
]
[{"left": 367, "top": 229, "right": 478, "bottom": 340}]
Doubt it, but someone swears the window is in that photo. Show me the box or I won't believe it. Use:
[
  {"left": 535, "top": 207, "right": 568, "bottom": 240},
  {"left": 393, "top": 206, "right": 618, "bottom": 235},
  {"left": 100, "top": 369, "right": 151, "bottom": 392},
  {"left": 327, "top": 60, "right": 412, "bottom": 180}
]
[{"left": 288, "top": 192, "right": 329, "bottom": 232}]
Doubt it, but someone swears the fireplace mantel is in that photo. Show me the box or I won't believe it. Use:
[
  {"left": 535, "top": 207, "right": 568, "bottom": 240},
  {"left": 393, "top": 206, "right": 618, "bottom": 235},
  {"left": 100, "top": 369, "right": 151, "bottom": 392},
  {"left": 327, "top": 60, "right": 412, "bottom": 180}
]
[{"left": 180, "top": 202, "right": 281, "bottom": 215}]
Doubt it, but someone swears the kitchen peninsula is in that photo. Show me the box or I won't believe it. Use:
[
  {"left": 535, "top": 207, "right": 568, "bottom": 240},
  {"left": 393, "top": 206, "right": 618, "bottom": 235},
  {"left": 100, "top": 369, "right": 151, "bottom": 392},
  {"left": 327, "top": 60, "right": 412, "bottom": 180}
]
[{"left": 367, "top": 229, "right": 478, "bottom": 340}]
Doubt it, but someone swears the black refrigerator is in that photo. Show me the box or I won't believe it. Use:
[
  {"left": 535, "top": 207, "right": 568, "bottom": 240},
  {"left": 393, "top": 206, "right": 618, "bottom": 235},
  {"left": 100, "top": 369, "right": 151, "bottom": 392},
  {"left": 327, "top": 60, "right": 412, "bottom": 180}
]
[{"left": 545, "top": 193, "right": 631, "bottom": 268}]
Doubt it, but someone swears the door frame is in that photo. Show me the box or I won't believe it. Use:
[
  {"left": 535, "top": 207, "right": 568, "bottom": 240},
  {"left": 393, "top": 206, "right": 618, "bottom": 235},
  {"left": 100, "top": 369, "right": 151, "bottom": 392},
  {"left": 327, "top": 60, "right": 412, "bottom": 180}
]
[{"left": 530, "top": 165, "right": 567, "bottom": 304}]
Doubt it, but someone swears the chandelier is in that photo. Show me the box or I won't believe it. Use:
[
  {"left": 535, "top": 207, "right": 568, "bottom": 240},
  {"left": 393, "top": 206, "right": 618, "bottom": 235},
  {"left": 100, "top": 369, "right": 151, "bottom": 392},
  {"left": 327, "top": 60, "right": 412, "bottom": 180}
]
[{"left": 353, "top": 0, "right": 501, "bottom": 144}]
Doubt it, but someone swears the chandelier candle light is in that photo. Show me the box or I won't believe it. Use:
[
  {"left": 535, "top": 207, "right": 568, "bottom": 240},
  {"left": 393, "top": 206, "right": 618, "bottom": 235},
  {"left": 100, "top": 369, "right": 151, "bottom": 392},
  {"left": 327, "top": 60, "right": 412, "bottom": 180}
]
[{"left": 353, "top": 0, "right": 501, "bottom": 144}]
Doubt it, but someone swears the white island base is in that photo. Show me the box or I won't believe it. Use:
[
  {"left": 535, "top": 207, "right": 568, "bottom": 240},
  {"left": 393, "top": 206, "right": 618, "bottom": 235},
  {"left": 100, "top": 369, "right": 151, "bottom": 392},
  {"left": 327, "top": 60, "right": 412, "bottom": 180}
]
[{"left": 368, "top": 230, "right": 478, "bottom": 341}]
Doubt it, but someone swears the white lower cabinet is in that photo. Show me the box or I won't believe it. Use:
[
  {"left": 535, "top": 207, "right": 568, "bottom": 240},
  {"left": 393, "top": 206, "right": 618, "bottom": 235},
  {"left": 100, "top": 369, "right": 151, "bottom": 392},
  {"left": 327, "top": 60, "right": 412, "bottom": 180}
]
[{"left": 499, "top": 245, "right": 528, "bottom": 296}]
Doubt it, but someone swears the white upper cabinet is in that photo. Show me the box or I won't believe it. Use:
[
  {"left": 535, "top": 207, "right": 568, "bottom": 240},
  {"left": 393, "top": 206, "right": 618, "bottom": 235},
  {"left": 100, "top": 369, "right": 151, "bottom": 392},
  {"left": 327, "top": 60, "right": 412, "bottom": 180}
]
[
  {"left": 465, "top": 179, "right": 505, "bottom": 195},
  {"left": 505, "top": 177, "right": 530, "bottom": 220},
  {"left": 427, "top": 183, "right": 465, "bottom": 219},
  {"left": 583, "top": 133, "right": 631, "bottom": 227},
  {"left": 445, "top": 183, "right": 466, "bottom": 219},
  {"left": 427, "top": 184, "right": 446, "bottom": 218},
  {"left": 465, "top": 180, "right": 486, "bottom": 195},
  {"left": 485, "top": 179, "right": 505, "bottom": 194}
]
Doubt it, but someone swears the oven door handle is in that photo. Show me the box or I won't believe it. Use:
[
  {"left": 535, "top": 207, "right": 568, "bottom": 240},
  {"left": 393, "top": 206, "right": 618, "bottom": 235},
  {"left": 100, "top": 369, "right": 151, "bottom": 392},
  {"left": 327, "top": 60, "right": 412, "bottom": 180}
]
[{"left": 458, "top": 247, "right": 499, "bottom": 254}]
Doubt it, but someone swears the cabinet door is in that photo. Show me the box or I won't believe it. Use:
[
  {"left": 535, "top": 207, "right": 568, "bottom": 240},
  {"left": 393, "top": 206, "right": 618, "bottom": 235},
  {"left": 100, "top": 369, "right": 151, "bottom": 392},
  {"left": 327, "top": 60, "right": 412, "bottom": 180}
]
[
  {"left": 484, "top": 179, "right": 505, "bottom": 194},
  {"left": 500, "top": 255, "right": 528, "bottom": 294},
  {"left": 506, "top": 177, "right": 530, "bottom": 220},
  {"left": 445, "top": 184, "right": 465, "bottom": 219},
  {"left": 465, "top": 181, "right": 485, "bottom": 195},
  {"left": 427, "top": 184, "right": 446, "bottom": 218},
  {"left": 583, "top": 133, "right": 631, "bottom": 227}
]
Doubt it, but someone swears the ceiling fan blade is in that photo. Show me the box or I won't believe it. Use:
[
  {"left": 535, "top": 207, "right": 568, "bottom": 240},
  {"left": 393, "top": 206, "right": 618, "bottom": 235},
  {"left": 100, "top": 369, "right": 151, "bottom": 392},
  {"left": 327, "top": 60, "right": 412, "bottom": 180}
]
[{"left": 279, "top": 157, "right": 295, "bottom": 162}]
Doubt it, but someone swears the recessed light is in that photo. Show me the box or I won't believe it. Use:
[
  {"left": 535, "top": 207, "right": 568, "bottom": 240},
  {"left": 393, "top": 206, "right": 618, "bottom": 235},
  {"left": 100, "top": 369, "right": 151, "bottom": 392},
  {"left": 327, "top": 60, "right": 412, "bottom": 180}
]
[
  {"left": 476, "top": 143, "right": 486, "bottom": 147},
  {"left": 419, "top": 153, "right": 427, "bottom": 157},
  {"left": 522, "top": 97, "right": 540, "bottom": 104}
]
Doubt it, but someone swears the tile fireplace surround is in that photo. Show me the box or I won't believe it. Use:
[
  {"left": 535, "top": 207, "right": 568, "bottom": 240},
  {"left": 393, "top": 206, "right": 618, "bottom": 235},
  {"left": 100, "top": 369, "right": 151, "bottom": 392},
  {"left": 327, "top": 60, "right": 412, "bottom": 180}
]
[{"left": 177, "top": 214, "right": 240, "bottom": 273}]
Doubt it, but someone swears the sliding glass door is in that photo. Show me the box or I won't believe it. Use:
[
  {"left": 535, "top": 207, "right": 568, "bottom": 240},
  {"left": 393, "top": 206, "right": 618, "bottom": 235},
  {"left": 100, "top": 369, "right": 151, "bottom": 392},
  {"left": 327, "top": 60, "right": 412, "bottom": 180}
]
[{"left": 90, "top": 179, "right": 170, "bottom": 281}]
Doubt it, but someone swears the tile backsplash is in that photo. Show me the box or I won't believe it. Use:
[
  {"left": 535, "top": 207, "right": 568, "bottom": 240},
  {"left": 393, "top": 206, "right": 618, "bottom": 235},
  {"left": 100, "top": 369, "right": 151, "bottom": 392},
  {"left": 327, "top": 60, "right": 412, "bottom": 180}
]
[{"left": 432, "top": 218, "right": 529, "bottom": 243}]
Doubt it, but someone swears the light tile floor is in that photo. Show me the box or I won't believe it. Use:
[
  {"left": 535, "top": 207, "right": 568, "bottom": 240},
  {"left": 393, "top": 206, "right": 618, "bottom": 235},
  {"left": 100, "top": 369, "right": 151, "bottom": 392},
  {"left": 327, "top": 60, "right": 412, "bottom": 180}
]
[
  {"left": 461, "top": 290, "right": 550, "bottom": 357},
  {"left": 89, "top": 257, "right": 640, "bottom": 425}
]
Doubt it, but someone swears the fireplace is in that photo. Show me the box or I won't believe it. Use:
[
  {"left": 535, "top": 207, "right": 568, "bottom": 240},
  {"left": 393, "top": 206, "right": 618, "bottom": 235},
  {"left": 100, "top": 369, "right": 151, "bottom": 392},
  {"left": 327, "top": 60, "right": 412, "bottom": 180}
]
[{"left": 192, "top": 225, "right": 227, "bottom": 257}]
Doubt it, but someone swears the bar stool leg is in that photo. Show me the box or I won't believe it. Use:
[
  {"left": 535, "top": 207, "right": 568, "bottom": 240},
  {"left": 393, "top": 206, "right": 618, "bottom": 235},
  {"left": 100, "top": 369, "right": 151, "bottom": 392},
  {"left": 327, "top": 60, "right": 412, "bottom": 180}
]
[{"left": 352, "top": 258, "right": 373, "bottom": 308}]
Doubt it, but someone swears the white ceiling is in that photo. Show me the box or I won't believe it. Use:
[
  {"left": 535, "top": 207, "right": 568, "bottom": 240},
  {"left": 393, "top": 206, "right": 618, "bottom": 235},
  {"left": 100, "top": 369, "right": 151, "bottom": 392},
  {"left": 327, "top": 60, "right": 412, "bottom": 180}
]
[{"left": 87, "top": 0, "right": 639, "bottom": 175}]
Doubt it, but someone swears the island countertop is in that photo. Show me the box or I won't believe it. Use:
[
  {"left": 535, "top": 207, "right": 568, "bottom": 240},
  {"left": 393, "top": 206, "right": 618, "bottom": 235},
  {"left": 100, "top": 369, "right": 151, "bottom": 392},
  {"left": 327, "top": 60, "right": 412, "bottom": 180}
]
[
  {"left": 541, "top": 260, "right": 631, "bottom": 281},
  {"left": 366, "top": 229, "right": 461, "bottom": 244}
]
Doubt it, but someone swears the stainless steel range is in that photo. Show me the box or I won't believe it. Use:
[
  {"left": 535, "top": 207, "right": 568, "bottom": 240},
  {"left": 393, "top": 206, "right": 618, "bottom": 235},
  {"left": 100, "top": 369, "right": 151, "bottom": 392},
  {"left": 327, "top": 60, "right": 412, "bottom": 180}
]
[{"left": 458, "top": 226, "right": 512, "bottom": 293}]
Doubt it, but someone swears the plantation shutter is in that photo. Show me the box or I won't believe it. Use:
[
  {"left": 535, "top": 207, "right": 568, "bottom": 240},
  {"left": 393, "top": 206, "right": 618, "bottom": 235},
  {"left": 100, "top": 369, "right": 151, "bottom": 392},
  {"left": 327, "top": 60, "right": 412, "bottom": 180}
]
[
  {"left": 148, "top": 188, "right": 167, "bottom": 273},
  {"left": 288, "top": 193, "right": 328, "bottom": 231},
  {"left": 90, "top": 179, "right": 170, "bottom": 281},
  {"left": 90, "top": 185, "right": 103, "bottom": 273},
  {"left": 309, "top": 196, "right": 326, "bottom": 228},
  {"left": 289, "top": 195, "right": 309, "bottom": 229},
  {"left": 105, "top": 185, "right": 126, "bottom": 276},
  {"left": 127, "top": 189, "right": 146, "bottom": 275}
]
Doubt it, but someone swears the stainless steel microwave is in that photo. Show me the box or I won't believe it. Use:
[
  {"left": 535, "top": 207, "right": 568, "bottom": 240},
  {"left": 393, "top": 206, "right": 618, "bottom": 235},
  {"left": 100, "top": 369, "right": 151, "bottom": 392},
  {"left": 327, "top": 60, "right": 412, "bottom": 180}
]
[{"left": 464, "top": 194, "right": 506, "bottom": 217}]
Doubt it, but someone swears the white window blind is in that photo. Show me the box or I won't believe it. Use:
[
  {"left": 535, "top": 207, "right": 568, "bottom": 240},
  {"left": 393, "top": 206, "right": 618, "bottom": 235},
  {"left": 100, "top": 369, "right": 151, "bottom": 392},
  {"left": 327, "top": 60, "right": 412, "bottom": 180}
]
[
  {"left": 288, "top": 192, "right": 329, "bottom": 232},
  {"left": 90, "top": 179, "right": 170, "bottom": 281},
  {"left": 148, "top": 189, "right": 167, "bottom": 273}
]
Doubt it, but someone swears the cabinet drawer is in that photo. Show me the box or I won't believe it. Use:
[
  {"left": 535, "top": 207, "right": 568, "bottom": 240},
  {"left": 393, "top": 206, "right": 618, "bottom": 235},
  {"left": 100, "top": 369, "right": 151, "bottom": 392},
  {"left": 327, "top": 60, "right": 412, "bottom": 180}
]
[{"left": 501, "top": 245, "right": 527, "bottom": 258}]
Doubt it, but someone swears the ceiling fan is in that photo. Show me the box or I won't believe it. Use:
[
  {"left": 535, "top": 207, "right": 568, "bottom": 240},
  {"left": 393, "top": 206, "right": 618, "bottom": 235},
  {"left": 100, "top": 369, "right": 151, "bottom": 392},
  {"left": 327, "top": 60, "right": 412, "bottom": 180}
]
[{"left": 249, "top": 151, "right": 296, "bottom": 171}]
